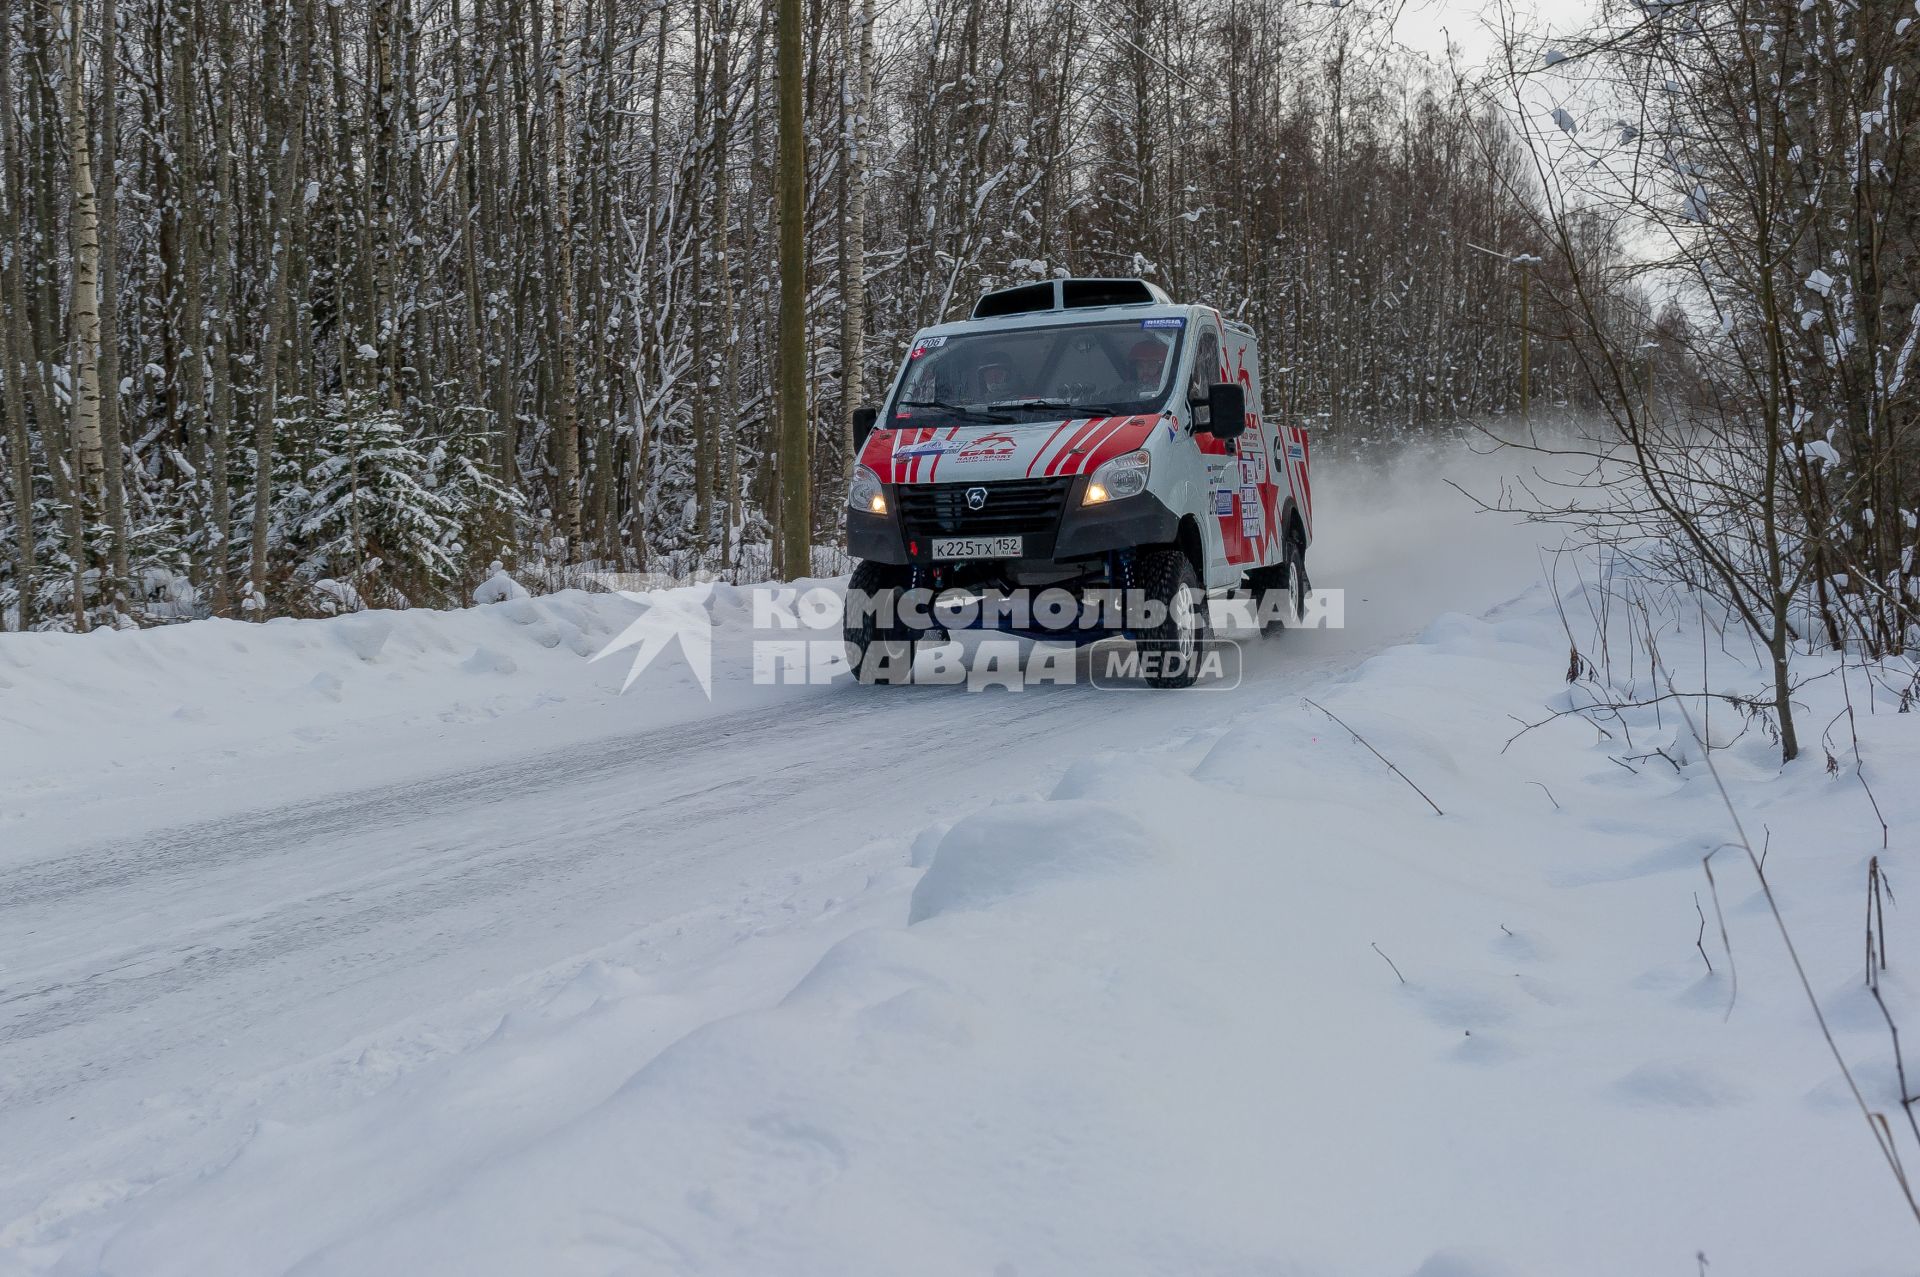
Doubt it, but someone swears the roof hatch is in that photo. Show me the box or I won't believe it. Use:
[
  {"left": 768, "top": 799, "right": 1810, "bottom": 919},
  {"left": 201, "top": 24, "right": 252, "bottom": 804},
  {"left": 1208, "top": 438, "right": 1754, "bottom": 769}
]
[{"left": 971, "top": 277, "right": 1174, "bottom": 319}]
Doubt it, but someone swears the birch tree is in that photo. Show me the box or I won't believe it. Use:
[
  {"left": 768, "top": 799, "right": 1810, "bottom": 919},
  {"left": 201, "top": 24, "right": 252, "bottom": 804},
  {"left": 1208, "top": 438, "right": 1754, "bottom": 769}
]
[
  {"left": 63, "top": 0, "right": 104, "bottom": 491},
  {"left": 773, "top": 0, "right": 808, "bottom": 577}
]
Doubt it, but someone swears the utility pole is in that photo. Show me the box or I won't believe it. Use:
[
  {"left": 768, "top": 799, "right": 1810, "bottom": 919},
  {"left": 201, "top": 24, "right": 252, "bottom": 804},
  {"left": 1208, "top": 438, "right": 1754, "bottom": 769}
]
[
  {"left": 774, "top": 0, "right": 809, "bottom": 577},
  {"left": 1519, "top": 265, "right": 1531, "bottom": 419},
  {"left": 1470, "top": 245, "right": 1541, "bottom": 419},
  {"left": 1513, "top": 253, "right": 1540, "bottom": 420},
  {"left": 550, "top": 0, "right": 582, "bottom": 560},
  {"left": 839, "top": 0, "right": 875, "bottom": 501},
  {"left": 1638, "top": 341, "right": 1658, "bottom": 427}
]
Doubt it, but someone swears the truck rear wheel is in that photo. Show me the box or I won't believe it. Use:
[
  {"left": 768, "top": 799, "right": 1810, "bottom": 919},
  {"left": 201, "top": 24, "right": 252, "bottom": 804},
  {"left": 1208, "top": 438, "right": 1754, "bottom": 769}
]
[
  {"left": 1245, "top": 532, "right": 1309, "bottom": 632},
  {"left": 1281, "top": 533, "right": 1309, "bottom": 626},
  {"left": 1134, "top": 548, "right": 1208, "bottom": 689},
  {"left": 1282, "top": 530, "right": 1313, "bottom": 626},
  {"left": 844, "top": 560, "right": 916, "bottom": 684}
]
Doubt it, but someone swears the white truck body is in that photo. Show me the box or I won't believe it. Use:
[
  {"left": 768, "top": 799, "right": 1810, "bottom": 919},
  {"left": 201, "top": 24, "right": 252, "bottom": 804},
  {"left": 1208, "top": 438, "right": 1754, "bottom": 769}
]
[{"left": 847, "top": 279, "right": 1311, "bottom": 593}]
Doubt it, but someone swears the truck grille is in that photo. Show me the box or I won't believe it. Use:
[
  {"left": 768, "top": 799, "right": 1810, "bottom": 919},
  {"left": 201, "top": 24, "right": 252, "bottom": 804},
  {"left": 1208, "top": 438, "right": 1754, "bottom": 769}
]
[{"left": 897, "top": 476, "right": 1075, "bottom": 540}]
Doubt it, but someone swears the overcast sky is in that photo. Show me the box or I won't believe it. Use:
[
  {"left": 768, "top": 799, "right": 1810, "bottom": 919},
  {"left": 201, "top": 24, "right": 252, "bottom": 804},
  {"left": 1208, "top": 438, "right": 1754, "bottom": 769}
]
[{"left": 1389, "top": 0, "right": 1598, "bottom": 70}]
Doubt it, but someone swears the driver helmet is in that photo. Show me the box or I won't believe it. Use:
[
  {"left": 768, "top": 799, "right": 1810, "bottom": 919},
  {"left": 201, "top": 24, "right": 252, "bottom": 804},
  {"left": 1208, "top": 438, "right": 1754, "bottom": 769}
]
[
  {"left": 1128, "top": 339, "right": 1169, "bottom": 390},
  {"left": 976, "top": 350, "right": 1015, "bottom": 399}
]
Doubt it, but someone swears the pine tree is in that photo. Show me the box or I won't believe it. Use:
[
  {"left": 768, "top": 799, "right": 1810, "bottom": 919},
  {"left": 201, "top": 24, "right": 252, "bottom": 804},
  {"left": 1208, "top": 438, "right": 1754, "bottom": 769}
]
[{"left": 294, "top": 394, "right": 463, "bottom": 608}]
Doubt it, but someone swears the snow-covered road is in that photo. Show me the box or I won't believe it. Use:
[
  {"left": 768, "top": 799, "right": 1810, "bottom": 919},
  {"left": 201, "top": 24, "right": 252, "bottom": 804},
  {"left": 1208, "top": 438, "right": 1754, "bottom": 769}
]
[
  {"left": 0, "top": 445, "right": 1551, "bottom": 1256},
  {"left": 5, "top": 657, "right": 1316, "bottom": 1183},
  {"left": 11, "top": 444, "right": 1913, "bottom": 1275}
]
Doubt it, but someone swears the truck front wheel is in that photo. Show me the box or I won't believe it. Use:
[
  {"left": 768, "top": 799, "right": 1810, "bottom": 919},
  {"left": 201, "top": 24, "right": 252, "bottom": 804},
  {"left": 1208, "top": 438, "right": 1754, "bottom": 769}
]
[
  {"left": 844, "top": 560, "right": 916, "bottom": 684},
  {"left": 1134, "top": 548, "right": 1208, "bottom": 689}
]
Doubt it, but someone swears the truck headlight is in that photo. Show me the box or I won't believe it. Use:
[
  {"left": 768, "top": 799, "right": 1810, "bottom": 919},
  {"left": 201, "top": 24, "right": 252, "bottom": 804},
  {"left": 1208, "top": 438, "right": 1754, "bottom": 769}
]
[
  {"left": 848, "top": 465, "right": 887, "bottom": 515},
  {"left": 1083, "top": 449, "right": 1150, "bottom": 504}
]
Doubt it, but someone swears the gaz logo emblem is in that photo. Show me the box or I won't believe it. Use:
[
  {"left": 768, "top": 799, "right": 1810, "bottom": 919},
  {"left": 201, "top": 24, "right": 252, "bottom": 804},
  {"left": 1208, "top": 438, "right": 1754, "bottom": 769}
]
[{"left": 965, "top": 486, "right": 989, "bottom": 511}]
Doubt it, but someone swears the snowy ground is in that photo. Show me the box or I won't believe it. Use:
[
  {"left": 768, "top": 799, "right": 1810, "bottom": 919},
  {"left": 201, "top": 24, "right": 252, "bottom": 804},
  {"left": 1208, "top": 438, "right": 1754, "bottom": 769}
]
[{"left": 3, "top": 444, "right": 1917, "bottom": 1275}]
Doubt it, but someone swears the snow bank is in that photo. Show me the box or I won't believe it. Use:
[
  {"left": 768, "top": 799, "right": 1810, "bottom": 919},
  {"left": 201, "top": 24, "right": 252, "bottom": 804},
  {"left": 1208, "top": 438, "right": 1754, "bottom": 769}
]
[
  {"left": 470, "top": 562, "right": 529, "bottom": 604},
  {"left": 42, "top": 577, "right": 1920, "bottom": 1276},
  {"left": 908, "top": 800, "right": 1163, "bottom": 922}
]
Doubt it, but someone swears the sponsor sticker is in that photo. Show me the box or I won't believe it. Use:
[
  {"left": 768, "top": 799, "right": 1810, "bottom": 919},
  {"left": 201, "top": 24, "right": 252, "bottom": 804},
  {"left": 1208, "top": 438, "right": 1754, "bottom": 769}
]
[
  {"left": 895, "top": 439, "right": 961, "bottom": 458},
  {"left": 1140, "top": 317, "right": 1186, "bottom": 329},
  {"left": 1287, "top": 442, "right": 1305, "bottom": 461},
  {"left": 956, "top": 433, "right": 1019, "bottom": 462},
  {"left": 1214, "top": 489, "right": 1235, "bottom": 516}
]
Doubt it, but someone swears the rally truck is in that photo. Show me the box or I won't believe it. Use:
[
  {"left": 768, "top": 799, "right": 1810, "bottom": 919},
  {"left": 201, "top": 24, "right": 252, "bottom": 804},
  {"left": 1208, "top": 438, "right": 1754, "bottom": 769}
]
[{"left": 842, "top": 277, "right": 1313, "bottom": 688}]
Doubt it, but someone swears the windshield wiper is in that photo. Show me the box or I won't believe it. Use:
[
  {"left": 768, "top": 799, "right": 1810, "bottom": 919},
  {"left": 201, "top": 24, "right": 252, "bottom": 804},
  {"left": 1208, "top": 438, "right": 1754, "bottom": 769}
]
[
  {"left": 987, "top": 397, "right": 1077, "bottom": 412},
  {"left": 896, "top": 399, "right": 1015, "bottom": 424},
  {"left": 1069, "top": 402, "right": 1152, "bottom": 417},
  {"left": 988, "top": 398, "right": 1158, "bottom": 418}
]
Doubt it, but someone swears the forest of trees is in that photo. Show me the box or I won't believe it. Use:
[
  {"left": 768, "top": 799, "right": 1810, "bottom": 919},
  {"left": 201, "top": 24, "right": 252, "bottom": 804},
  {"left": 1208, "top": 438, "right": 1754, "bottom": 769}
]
[
  {"left": 5, "top": 0, "right": 1626, "bottom": 629},
  {"left": 1462, "top": 0, "right": 1920, "bottom": 760}
]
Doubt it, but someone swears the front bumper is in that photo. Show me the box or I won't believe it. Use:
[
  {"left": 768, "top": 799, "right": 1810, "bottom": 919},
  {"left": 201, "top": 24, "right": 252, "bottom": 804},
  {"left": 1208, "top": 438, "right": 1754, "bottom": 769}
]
[{"left": 846, "top": 478, "right": 1179, "bottom": 567}]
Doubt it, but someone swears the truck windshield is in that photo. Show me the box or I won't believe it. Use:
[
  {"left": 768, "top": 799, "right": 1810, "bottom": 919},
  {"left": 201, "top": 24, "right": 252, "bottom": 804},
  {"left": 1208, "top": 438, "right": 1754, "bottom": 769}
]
[{"left": 886, "top": 318, "right": 1187, "bottom": 427}]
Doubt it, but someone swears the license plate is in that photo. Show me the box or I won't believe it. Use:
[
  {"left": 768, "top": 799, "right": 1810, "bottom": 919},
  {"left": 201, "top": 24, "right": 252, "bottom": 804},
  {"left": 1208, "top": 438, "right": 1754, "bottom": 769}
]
[{"left": 931, "top": 534, "right": 1023, "bottom": 560}]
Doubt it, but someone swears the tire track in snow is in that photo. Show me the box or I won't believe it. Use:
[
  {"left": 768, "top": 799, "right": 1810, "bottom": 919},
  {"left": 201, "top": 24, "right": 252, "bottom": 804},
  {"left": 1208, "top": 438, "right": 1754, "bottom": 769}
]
[{"left": 0, "top": 677, "right": 1133, "bottom": 1098}]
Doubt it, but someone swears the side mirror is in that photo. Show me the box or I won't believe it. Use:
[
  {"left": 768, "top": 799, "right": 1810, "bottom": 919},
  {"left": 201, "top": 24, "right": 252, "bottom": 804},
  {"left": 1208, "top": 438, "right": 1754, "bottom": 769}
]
[
  {"left": 852, "top": 405, "right": 879, "bottom": 449},
  {"left": 1204, "top": 383, "right": 1247, "bottom": 440}
]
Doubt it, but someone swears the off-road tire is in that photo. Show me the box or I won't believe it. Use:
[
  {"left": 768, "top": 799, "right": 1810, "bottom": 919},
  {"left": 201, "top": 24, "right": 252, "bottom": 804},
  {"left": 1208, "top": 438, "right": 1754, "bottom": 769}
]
[
  {"left": 844, "top": 560, "right": 916, "bottom": 684},
  {"left": 1134, "top": 547, "right": 1208, "bottom": 689},
  {"left": 1280, "top": 533, "right": 1309, "bottom": 627},
  {"left": 1244, "top": 532, "right": 1309, "bottom": 633}
]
